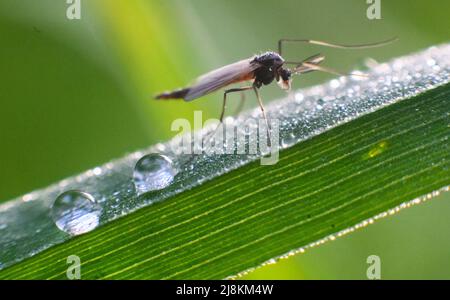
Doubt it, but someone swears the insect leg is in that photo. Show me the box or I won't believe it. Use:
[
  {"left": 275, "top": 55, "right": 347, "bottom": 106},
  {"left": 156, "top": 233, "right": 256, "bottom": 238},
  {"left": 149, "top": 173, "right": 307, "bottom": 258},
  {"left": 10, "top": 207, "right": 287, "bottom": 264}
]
[
  {"left": 219, "top": 86, "right": 253, "bottom": 122},
  {"left": 253, "top": 86, "right": 272, "bottom": 146},
  {"left": 203, "top": 86, "right": 253, "bottom": 146},
  {"left": 284, "top": 53, "right": 326, "bottom": 67},
  {"left": 233, "top": 90, "right": 246, "bottom": 116}
]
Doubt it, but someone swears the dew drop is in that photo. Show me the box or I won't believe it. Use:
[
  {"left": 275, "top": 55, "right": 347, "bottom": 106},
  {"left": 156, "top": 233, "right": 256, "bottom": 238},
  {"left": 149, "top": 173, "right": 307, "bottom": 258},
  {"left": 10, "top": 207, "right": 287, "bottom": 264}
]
[
  {"left": 330, "top": 79, "right": 340, "bottom": 89},
  {"left": 51, "top": 190, "right": 101, "bottom": 235},
  {"left": 133, "top": 154, "right": 177, "bottom": 194},
  {"left": 294, "top": 92, "right": 304, "bottom": 103},
  {"left": 281, "top": 133, "right": 297, "bottom": 148}
]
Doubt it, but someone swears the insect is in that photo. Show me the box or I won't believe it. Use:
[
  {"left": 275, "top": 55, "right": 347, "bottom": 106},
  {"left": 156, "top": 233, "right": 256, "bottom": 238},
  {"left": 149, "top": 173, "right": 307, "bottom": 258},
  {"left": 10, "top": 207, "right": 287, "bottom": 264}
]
[{"left": 155, "top": 37, "right": 397, "bottom": 142}]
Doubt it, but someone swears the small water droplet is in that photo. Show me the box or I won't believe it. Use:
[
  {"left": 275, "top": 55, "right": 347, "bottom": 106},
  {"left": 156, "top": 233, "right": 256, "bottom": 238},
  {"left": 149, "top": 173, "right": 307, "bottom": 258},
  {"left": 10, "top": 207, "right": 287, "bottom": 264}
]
[
  {"left": 281, "top": 133, "right": 297, "bottom": 148},
  {"left": 426, "top": 58, "right": 436, "bottom": 66},
  {"left": 133, "top": 154, "right": 177, "bottom": 194},
  {"left": 294, "top": 93, "right": 304, "bottom": 103},
  {"left": 93, "top": 167, "right": 102, "bottom": 176},
  {"left": 51, "top": 190, "right": 101, "bottom": 235},
  {"left": 330, "top": 79, "right": 340, "bottom": 89}
]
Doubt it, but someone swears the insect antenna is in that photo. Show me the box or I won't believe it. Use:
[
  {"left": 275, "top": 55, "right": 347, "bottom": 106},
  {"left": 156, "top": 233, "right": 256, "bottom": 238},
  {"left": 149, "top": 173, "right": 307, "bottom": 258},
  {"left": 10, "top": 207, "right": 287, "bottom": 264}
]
[{"left": 278, "top": 37, "right": 398, "bottom": 55}]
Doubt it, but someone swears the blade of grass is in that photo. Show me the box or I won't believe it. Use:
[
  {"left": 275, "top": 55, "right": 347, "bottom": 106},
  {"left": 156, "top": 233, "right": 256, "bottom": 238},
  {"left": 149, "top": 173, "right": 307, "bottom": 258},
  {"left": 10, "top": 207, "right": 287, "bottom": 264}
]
[{"left": 1, "top": 80, "right": 449, "bottom": 279}]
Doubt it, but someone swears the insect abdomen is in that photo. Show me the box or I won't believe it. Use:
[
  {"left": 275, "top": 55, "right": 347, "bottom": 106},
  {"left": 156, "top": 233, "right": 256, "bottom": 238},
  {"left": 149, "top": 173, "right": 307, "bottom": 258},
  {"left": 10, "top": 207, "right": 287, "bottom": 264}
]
[{"left": 155, "top": 88, "right": 190, "bottom": 100}]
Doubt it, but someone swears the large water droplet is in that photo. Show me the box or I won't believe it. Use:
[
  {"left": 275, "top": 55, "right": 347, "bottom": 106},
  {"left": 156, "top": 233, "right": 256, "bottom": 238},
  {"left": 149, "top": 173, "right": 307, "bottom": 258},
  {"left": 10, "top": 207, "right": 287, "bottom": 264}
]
[
  {"left": 133, "top": 154, "right": 176, "bottom": 194},
  {"left": 51, "top": 190, "right": 101, "bottom": 235}
]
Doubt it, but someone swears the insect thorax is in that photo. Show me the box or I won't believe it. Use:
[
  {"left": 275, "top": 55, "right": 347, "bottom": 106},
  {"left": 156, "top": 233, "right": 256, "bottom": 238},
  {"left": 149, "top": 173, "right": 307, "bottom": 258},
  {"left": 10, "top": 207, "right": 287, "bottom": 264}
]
[
  {"left": 253, "top": 51, "right": 285, "bottom": 66},
  {"left": 253, "top": 52, "right": 285, "bottom": 86}
]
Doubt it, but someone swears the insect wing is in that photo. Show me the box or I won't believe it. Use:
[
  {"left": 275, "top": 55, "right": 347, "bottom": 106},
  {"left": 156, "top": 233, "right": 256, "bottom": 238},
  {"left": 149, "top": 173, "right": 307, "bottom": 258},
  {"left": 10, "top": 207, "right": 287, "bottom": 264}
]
[{"left": 185, "top": 58, "right": 259, "bottom": 101}]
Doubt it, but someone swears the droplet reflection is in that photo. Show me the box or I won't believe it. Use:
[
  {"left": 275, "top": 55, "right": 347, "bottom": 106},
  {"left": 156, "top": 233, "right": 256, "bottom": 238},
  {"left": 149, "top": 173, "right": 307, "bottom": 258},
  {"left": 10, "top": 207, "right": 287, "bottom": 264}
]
[
  {"left": 133, "top": 154, "right": 177, "bottom": 195},
  {"left": 51, "top": 190, "right": 101, "bottom": 235}
]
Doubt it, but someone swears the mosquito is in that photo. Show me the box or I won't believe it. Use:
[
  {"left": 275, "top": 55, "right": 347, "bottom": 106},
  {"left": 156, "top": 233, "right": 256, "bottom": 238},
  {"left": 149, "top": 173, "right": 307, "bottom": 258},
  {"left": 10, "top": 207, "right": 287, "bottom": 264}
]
[{"left": 155, "top": 37, "right": 397, "bottom": 145}]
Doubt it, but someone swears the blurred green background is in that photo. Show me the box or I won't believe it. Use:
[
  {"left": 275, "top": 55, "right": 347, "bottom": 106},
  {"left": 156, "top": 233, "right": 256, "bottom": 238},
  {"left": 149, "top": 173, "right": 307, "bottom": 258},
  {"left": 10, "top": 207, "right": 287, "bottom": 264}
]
[{"left": 0, "top": 0, "right": 449, "bottom": 279}]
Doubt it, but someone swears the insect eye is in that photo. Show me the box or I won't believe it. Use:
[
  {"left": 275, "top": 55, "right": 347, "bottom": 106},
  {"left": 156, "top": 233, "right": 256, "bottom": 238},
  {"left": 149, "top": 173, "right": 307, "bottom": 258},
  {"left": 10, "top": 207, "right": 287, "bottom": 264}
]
[{"left": 280, "top": 68, "right": 291, "bottom": 81}]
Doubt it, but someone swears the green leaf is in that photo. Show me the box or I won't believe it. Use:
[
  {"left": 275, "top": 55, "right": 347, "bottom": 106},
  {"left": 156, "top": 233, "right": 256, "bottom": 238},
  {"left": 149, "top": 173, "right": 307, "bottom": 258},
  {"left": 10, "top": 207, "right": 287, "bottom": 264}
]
[{"left": 0, "top": 45, "right": 449, "bottom": 279}]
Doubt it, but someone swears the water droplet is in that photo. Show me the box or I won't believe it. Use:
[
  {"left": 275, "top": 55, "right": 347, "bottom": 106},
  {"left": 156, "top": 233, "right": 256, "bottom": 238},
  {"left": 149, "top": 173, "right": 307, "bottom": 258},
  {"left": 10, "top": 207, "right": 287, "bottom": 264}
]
[
  {"left": 294, "top": 93, "right": 304, "bottom": 103},
  {"left": 51, "top": 190, "right": 101, "bottom": 235},
  {"left": 133, "top": 154, "right": 177, "bottom": 194},
  {"left": 330, "top": 79, "right": 340, "bottom": 89},
  {"left": 281, "top": 133, "right": 297, "bottom": 148},
  {"left": 93, "top": 167, "right": 102, "bottom": 176}
]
